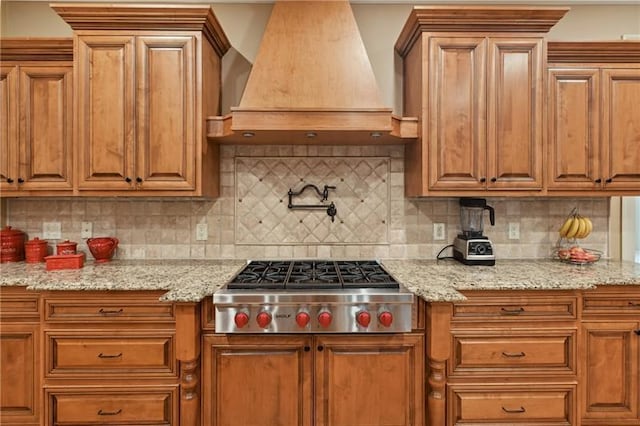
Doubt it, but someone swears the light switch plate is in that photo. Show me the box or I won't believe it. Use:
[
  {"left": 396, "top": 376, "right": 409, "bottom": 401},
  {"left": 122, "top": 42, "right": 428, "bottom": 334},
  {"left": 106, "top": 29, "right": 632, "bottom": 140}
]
[
  {"left": 81, "top": 222, "right": 92, "bottom": 239},
  {"left": 196, "top": 223, "right": 208, "bottom": 241},
  {"left": 43, "top": 222, "right": 62, "bottom": 240}
]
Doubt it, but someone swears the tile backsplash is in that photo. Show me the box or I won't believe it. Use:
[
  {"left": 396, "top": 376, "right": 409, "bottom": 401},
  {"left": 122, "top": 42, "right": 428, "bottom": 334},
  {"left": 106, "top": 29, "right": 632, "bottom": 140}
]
[{"left": 5, "top": 145, "right": 609, "bottom": 260}]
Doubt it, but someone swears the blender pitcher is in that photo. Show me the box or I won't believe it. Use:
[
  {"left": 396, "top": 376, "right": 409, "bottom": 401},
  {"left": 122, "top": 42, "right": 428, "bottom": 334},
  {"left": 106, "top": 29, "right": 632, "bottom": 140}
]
[{"left": 459, "top": 198, "right": 495, "bottom": 238}]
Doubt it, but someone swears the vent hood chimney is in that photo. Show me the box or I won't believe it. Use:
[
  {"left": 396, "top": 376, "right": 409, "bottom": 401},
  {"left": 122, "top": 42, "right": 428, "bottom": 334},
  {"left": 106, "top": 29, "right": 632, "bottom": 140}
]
[{"left": 207, "top": 0, "right": 417, "bottom": 144}]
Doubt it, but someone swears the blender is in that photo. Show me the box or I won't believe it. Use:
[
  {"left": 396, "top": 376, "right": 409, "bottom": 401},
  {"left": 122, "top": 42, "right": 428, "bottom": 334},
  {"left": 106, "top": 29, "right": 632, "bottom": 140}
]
[{"left": 453, "top": 198, "right": 496, "bottom": 265}]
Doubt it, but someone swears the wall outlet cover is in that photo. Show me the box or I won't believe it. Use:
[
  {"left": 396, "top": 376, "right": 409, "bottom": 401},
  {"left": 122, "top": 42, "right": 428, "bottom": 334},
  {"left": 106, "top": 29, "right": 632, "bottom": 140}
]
[
  {"left": 508, "top": 222, "right": 520, "bottom": 240},
  {"left": 81, "top": 222, "right": 92, "bottom": 239},
  {"left": 433, "top": 223, "right": 446, "bottom": 241},
  {"left": 196, "top": 223, "right": 208, "bottom": 241}
]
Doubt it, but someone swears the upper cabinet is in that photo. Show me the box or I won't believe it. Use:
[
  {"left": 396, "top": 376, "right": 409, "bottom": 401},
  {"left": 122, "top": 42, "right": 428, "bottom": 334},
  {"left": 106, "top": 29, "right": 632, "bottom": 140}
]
[
  {"left": 0, "top": 39, "right": 74, "bottom": 196},
  {"left": 547, "top": 42, "right": 640, "bottom": 194},
  {"left": 395, "top": 6, "right": 567, "bottom": 197},
  {"left": 52, "top": 4, "right": 230, "bottom": 197}
]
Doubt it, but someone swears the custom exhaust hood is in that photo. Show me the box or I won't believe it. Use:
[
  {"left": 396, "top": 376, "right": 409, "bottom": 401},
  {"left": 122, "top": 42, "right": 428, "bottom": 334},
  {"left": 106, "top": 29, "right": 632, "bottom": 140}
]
[{"left": 207, "top": 0, "right": 417, "bottom": 145}]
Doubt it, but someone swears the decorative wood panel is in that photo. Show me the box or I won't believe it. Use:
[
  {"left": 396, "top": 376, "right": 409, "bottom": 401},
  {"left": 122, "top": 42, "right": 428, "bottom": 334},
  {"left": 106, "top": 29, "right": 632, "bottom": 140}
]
[
  {"left": 314, "top": 334, "right": 424, "bottom": 426},
  {"left": 428, "top": 37, "right": 486, "bottom": 191},
  {"left": 136, "top": 35, "right": 196, "bottom": 191},
  {"left": 19, "top": 65, "right": 73, "bottom": 190},
  {"left": 1, "top": 65, "right": 18, "bottom": 192},
  {"left": 486, "top": 37, "right": 543, "bottom": 190},
  {"left": 547, "top": 68, "right": 600, "bottom": 190},
  {"left": 203, "top": 334, "right": 312, "bottom": 426},
  {"left": 76, "top": 35, "right": 135, "bottom": 190}
]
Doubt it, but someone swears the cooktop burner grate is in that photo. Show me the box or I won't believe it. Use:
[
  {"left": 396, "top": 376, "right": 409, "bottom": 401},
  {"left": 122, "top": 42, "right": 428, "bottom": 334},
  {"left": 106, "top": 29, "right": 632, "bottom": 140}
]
[{"left": 227, "top": 260, "right": 399, "bottom": 290}]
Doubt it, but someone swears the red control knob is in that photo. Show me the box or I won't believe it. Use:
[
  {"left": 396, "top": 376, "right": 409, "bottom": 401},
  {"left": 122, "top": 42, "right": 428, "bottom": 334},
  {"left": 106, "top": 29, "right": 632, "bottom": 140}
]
[
  {"left": 234, "top": 312, "right": 249, "bottom": 328},
  {"left": 318, "top": 311, "right": 332, "bottom": 328},
  {"left": 256, "top": 311, "right": 272, "bottom": 328},
  {"left": 356, "top": 311, "right": 371, "bottom": 327},
  {"left": 378, "top": 311, "right": 393, "bottom": 327},
  {"left": 296, "top": 311, "right": 311, "bottom": 328}
]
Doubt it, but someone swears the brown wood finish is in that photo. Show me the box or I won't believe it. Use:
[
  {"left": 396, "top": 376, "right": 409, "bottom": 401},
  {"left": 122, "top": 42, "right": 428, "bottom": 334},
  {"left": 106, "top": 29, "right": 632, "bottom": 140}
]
[
  {"left": 176, "top": 303, "right": 201, "bottom": 426},
  {"left": 314, "top": 334, "right": 424, "bottom": 426},
  {"left": 202, "top": 334, "right": 313, "bottom": 426},
  {"left": 45, "top": 386, "right": 178, "bottom": 425},
  {"left": 427, "top": 303, "right": 452, "bottom": 426},
  {"left": 1, "top": 65, "right": 19, "bottom": 192},
  {"left": 547, "top": 68, "right": 600, "bottom": 190},
  {"left": 0, "top": 287, "right": 41, "bottom": 425}
]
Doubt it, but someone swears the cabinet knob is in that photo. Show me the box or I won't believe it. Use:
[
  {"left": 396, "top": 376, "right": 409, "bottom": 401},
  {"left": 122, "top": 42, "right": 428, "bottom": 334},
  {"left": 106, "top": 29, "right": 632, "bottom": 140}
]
[
  {"left": 479, "top": 177, "right": 486, "bottom": 183},
  {"left": 17, "top": 177, "right": 24, "bottom": 184},
  {"left": 125, "top": 177, "right": 132, "bottom": 183},
  {"left": 6, "top": 178, "right": 13, "bottom": 184},
  {"left": 634, "top": 329, "right": 640, "bottom": 336},
  {"left": 317, "top": 345, "right": 324, "bottom": 352},
  {"left": 605, "top": 178, "right": 613, "bottom": 183},
  {"left": 594, "top": 178, "right": 602, "bottom": 183},
  {"left": 303, "top": 346, "right": 311, "bottom": 352},
  {"left": 490, "top": 177, "right": 497, "bottom": 183},
  {"left": 136, "top": 177, "right": 143, "bottom": 183}
]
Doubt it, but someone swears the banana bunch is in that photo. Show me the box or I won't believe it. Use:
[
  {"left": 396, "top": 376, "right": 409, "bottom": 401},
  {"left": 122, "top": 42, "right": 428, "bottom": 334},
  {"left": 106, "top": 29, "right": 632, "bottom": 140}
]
[{"left": 558, "top": 212, "right": 593, "bottom": 240}]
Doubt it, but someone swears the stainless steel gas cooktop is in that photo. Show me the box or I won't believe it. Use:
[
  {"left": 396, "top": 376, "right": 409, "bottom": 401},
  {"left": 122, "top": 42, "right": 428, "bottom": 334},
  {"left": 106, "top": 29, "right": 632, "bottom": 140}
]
[{"left": 214, "top": 260, "right": 413, "bottom": 334}]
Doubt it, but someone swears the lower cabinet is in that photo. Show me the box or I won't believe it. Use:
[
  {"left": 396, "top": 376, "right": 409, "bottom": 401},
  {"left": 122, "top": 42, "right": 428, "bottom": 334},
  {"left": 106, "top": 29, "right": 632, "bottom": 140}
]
[
  {"left": 580, "top": 288, "right": 640, "bottom": 425},
  {"left": 202, "top": 333, "right": 424, "bottom": 426}
]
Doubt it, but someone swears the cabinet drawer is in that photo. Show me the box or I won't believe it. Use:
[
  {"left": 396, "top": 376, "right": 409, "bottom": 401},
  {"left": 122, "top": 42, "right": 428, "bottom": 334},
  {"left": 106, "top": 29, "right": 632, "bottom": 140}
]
[
  {"left": 582, "top": 292, "right": 640, "bottom": 317},
  {"left": 46, "top": 331, "right": 176, "bottom": 377},
  {"left": 451, "top": 330, "right": 575, "bottom": 376},
  {"left": 448, "top": 385, "right": 575, "bottom": 425},
  {"left": 454, "top": 294, "right": 577, "bottom": 321},
  {"left": 45, "top": 298, "right": 175, "bottom": 323},
  {"left": 46, "top": 387, "right": 177, "bottom": 425},
  {"left": 0, "top": 287, "right": 40, "bottom": 319}
]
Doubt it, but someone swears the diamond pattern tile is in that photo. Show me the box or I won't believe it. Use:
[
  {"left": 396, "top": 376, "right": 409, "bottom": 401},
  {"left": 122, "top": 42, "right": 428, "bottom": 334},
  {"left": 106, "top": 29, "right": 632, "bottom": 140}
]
[{"left": 235, "top": 157, "right": 390, "bottom": 245}]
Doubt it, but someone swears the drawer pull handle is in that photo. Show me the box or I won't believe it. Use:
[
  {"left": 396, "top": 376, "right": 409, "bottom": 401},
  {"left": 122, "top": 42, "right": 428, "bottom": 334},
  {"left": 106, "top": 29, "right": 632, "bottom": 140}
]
[
  {"left": 500, "top": 307, "right": 524, "bottom": 315},
  {"left": 629, "top": 302, "right": 640, "bottom": 308},
  {"left": 98, "top": 409, "right": 122, "bottom": 416},
  {"left": 502, "top": 406, "right": 526, "bottom": 414},
  {"left": 502, "top": 351, "right": 526, "bottom": 358},
  {"left": 98, "top": 352, "right": 122, "bottom": 359},
  {"left": 99, "top": 308, "right": 124, "bottom": 315}
]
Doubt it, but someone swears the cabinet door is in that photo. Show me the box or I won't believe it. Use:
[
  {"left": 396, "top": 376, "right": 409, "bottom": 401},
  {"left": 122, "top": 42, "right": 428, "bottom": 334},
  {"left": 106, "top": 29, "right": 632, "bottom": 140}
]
[
  {"left": 428, "top": 37, "right": 487, "bottom": 191},
  {"left": 601, "top": 68, "right": 640, "bottom": 190},
  {"left": 581, "top": 321, "right": 640, "bottom": 421},
  {"left": 136, "top": 36, "right": 196, "bottom": 191},
  {"left": 487, "top": 38, "right": 543, "bottom": 190},
  {"left": 315, "top": 334, "right": 424, "bottom": 426},
  {"left": 1, "top": 65, "right": 19, "bottom": 192},
  {"left": 203, "top": 335, "right": 312, "bottom": 426},
  {"left": 547, "top": 68, "right": 601, "bottom": 190},
  {"left": 18, "top": 65, "right": 73, "bottom": 191},
  {"left": 76, "top": 35, "right": 135, "bottom": 190},
  {"left": 0, "top": 323, "right": 40, "bottom": 425}
]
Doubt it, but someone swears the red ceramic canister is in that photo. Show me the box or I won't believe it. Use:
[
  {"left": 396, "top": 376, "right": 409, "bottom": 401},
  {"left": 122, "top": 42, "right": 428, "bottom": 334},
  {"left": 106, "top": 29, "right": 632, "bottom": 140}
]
[
  {"left": 25, "top": 237, "right": 49, "bottom": 263},
  {"left": 0, "top": 226, "right": 25, "bottom": 262},
  {"left": 56, "top": 240, "right": 77, "bottom": 255}
]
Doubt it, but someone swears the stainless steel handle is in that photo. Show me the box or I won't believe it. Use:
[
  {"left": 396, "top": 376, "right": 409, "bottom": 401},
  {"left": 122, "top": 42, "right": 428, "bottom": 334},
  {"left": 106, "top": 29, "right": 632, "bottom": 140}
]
[
  {"left": 98, "top": 409, "right": 122, "bottom": 416},
  {"left": 502, "top": 406, "right": 526, "bottom": 414},
  {"left": 98, "top": 352, "right": 122, "bottom": 359},
  {"left": 99, "top": 308, "right": 123, "bottom": 315},
  {"left": 500, "top": 307, "right": 525, "bottom": 315},
  {"left": 502, "top": 351, "right": 526, "bottom": 358}
]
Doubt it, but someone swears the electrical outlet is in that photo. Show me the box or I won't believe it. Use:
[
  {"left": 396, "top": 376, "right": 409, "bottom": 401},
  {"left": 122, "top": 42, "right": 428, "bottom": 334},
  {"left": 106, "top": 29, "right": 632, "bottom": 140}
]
[
  {"left": 81, "top": 222, "right": 93, "bottom": 239},
  {"left": 43, "top": 222, "right": 61, "bottom": 239},
  {"left": 433, "top": 223, "right": 446, "bottom": 241},
  {"left": 508, "top": 222, "right": 520, "bottom": 240},
  {"left": 196, "top": 223, "right": 208, "bottom": 241}
]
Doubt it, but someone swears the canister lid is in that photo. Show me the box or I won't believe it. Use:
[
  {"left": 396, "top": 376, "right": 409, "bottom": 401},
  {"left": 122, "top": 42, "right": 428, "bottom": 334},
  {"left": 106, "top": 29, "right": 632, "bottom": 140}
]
[
  {"left": 26, "top": 237, "right": 48, "bottom": 246},
  {"left": 1, "top": 226, "right": 24, "bottom": 237}
]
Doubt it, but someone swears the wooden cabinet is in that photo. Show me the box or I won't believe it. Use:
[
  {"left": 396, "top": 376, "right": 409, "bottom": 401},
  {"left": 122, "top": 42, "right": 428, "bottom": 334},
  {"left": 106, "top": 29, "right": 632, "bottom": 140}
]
[
  {"left": 52, "top": 4, "right": 230, "bottom": 197},
  {"left": 395, "top": 7, "right": 567, "bottom": 196},
  {"left": 580, "top": 287, "right": 640, "bottom": 425},
  {"left": 42, "top": 291, "right": 178, "bottom": 426},
  {"left": 202, "top": 333, "right": 424, "bottom": 426},
  {"left": 0, "top": 287, "right": 41, "bottom": 426},
  {"left": 547, "top": 42, "right": 640, "bottom": 194},
  {"left": 0, "top": 39, "right": 73, "bottom": 196},
  {"left": 444, "top": 291, "right": 579, "bottom": 426}
]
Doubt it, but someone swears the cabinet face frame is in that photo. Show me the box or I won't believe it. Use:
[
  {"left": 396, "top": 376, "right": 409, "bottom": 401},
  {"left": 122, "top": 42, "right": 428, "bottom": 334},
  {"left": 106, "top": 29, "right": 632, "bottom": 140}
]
[{"left": 1, "top": 65, "right": 19, "bottom": 191}]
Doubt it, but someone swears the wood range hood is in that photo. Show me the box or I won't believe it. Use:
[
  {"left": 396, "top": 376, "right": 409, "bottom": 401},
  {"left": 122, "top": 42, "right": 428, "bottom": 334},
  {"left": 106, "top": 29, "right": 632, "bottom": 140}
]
[{"left": 207, "top": 0, "right": 417, "bottom": 145}]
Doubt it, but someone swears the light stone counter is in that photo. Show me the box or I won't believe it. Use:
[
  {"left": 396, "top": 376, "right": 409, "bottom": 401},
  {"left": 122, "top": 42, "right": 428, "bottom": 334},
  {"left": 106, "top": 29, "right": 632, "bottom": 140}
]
[
  {"left": 382, "top": 259, "right": 640, "bottom": 301},
  {"left": 1, "top": 259, "right": 639, "bottom": 303}
]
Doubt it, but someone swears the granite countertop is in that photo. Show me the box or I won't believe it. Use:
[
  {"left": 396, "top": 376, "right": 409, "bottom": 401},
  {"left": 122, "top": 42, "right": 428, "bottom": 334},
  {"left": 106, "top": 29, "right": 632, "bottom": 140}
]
[{"left": 1, "top": 258, "right": 639, "bottom": 303}]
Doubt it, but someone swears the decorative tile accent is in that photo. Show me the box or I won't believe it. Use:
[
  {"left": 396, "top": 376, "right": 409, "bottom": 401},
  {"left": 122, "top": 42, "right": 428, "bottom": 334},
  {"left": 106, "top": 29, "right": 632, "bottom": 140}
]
[{"left": 235, "top": 157, "right": 390, "bottom": 245}]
